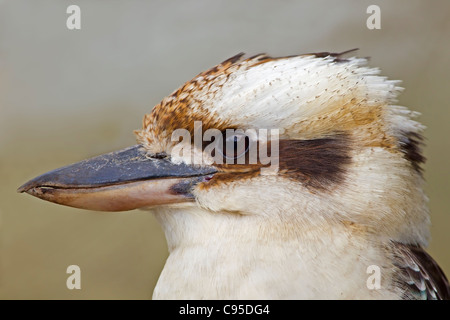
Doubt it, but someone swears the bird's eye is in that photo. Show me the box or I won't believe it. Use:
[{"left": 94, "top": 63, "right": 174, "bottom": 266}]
[{"left": 218, "top": 132, "right": 250, "bottom": 160}]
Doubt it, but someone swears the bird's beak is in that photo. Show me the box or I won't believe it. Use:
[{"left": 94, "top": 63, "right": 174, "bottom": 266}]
[{"left": 17, "top": 145, "right": 217, "bottom": 212}]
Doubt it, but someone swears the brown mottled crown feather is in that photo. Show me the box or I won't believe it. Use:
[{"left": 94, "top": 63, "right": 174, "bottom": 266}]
[{"left": 303, "top": 48, "right": 360, "bottom": 63}]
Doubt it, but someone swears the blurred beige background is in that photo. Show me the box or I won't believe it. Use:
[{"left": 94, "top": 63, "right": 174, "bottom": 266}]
[{"left": 0, "top": 0, "right": 449, "bottom": 299}]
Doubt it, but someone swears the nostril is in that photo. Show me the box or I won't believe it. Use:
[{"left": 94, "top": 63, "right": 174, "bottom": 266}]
[{"left": 153, "top": 152, "right": 168, "bottom": 159}]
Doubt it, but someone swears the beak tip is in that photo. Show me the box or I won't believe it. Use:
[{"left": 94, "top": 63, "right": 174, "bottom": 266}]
[
  {"left": 17, "top": 180, "right": 35, "bottom": 194},
  {"left": 17, "top": 184, "right": 28, "bottom": 193}
]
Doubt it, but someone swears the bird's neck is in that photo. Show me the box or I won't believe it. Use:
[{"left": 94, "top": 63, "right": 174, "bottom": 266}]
[{"left": 151, "top": 205, "right": 398, "bottom": 299}]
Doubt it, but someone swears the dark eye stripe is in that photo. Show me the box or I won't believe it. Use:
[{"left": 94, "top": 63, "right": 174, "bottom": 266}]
[
  {"left": 278, "top": 135, "right": 352, "bottom": 189},
  {"left": 200, "top": 134, "right": 352, "bottom": 191}
]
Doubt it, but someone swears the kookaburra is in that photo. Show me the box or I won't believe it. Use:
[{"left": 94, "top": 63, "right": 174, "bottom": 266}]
[{"left": 19, "top": 50, "right": 449, "bottom": 299}]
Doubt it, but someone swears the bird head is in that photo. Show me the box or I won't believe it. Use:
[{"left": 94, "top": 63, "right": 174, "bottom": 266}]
[{"left": 19, "top": 51, "right": 429, "bottom": 246}]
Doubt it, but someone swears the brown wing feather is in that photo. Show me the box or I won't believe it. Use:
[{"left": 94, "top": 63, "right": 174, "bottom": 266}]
[{"left": 392, "top": 242, "right": 450, "bottom": 300}]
